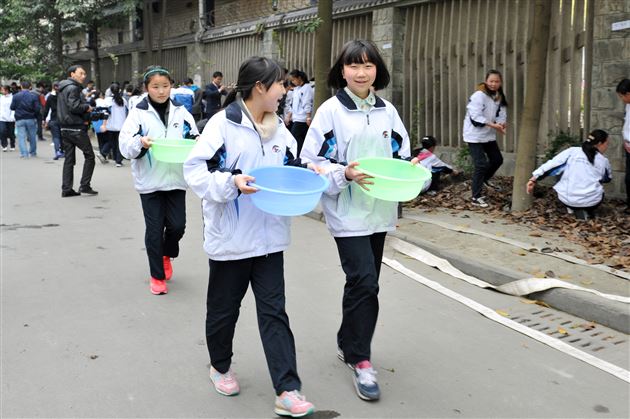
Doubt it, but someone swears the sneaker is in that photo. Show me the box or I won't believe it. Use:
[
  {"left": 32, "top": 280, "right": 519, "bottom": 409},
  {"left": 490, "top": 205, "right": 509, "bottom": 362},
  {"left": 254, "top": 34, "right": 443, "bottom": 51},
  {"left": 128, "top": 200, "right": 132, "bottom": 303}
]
[
  {"left": 337, "top": 347, "right": 345, "bottom": 363},
  {"left": 150, "top": 277, "right": 168, "bottom": 295},
  {"left": 484, "top": 180, "right": 502, "bottom": 192},
  {"left": 352, "top": 360, "right": 380, "bottom": 401},
  {"left": 163, "top": 256, "right": 173, "bottom": 281},
  {"left": 2, "top": 147, "right": 7, "bottom": 152},
  {"left": 115, "top": 163, "right": 122, "bottom": 167},
  {"left": 274, "top": 390, "right": 314, "bottom": 417},
  {"left": 61, "top": 189, "right": 80, "bottom": 198},
  {"left": 78, "top": 187, "right": 98, "bottom": 195},
  {"left": 96, "top": 154, "right": 107, "bottom": 164},
  {"left": 471, "top": 197, "right": 489, "bottom": 208},
  {"left": 9, "top": 147, "right": 15, "bottom": 151},
  {"left": 209, "top": 366, "right": 240, "bottom": 396}
]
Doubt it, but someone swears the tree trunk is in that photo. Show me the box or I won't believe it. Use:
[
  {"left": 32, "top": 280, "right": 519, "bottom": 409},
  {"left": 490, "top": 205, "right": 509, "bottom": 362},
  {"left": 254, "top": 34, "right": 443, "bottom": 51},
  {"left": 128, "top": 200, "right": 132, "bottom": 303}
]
[
  {"left": 51, "top": 0, "right": 64, "bottom": 77},
  {"left": 313, "top": 0, "right": 332, "bottom": 112},
  {"left": 88, "top": 20, "right": 101, "bottom": 88},
  {"left": 510, "top": 0, "right": 552, "bottom": 212},
  {"left": 143, "top": 0, "right": 153, "bottom": 66},
  {"left": 157, "top": 0, "right": 167, "bottom": 64}
]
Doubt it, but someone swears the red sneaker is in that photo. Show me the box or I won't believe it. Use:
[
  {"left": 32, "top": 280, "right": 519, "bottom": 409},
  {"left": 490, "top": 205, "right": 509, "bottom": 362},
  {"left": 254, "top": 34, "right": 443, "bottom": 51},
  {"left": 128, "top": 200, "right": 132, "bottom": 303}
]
[
  {"left": 150, "top": 277, "right": 168, "bottom": 295},
  {"left": 163, "top": 256, "right": 173, "bottom": 281}
]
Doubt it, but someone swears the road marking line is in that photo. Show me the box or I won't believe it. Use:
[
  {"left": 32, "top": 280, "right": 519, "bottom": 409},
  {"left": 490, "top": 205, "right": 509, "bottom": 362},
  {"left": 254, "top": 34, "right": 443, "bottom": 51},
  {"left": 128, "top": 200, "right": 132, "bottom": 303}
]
[{"left": 382, "top": 256, "right": 630, "bottom": 383}]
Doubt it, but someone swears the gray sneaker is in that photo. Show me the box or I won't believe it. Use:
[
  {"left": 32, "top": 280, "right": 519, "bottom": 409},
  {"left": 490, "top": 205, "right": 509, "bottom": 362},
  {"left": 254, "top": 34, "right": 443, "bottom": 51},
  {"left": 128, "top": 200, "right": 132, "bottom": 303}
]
[{"left": 471, "top": 197, "right": 489, "bottom": 208}]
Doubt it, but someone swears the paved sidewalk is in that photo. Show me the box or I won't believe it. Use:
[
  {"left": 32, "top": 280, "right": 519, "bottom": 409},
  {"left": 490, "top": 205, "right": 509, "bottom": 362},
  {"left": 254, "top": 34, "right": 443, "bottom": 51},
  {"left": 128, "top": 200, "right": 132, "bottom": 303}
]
[{"left": 308, "top": 206, "right": 630, "bottom": 334}]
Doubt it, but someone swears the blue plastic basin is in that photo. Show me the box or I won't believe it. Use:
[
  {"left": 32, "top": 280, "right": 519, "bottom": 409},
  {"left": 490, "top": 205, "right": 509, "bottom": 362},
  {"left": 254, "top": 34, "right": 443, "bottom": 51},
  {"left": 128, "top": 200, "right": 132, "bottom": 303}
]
[{"left": 248, "top": 166, "right": 329, "bottom": 216}]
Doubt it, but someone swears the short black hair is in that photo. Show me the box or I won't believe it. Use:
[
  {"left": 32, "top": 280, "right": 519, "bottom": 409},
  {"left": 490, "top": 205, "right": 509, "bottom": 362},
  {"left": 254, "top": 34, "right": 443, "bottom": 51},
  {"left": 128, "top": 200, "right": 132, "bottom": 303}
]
[
  {"left": 20, "top": 81, "right": 31, "bottom": 89},
  {"left": 66, "top": 65, "right": 85, "bottom": 76},
  {"left": 421, "top": 135, "right": 437, "bottom": 150},
  {"left": 142, "top": 65, "right": 173, "bottom": 86},
  {"left": 616, "top": 79, "right": 630, "bottom": 95},
  {"left": 212, "top": 71, "right": 223, "bottom": 78},
  {"left": 327, "top": 39, "right": 390, "bottom": 91},
  {"left": 185, "top": 78, "right": 194, "bottom": 85},
  {"left": 288, "top": 69, "right": 308, "bottom": 84}
]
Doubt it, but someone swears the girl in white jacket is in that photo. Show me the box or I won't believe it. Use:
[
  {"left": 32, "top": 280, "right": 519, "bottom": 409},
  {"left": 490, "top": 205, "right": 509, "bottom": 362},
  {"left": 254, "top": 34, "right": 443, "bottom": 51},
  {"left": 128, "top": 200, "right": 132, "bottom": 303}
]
[
  {"left": 300, "top": 39, "right": 411, "bottom": 402},
  {"left": 119, "top": 66, "right": 199, "bottom": 296},
  {"left": 183, "top": 57, "right": 316, "bottom": 418},
  {"left": 463, "top": 70, "right": 508, "bottom": 207},
  {"left": 526, "top": 129, "right": 612, "bottom": 220}
]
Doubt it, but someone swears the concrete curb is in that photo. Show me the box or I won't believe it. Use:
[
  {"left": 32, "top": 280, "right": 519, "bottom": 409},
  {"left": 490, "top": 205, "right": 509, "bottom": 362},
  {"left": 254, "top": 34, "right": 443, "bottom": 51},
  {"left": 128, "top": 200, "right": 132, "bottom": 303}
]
[{"left": 304, "top": 210, "right": 630, "bottom": 334}]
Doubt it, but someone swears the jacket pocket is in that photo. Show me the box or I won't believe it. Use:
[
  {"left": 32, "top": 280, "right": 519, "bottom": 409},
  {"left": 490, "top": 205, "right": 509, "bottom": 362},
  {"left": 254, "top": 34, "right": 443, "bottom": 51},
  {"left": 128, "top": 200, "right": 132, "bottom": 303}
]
[{"left": 207, "top": 199, "right": 238, "bottom": 242}]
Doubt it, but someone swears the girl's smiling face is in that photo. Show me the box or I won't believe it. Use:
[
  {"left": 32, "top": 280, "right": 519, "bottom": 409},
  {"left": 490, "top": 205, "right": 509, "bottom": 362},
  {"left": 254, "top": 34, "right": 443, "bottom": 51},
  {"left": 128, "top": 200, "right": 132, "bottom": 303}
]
[
  {"left": 258, "top": 80, "right": 286, "bottom": 114},
  {"left": 146, "top": 74, "right": 171, "bottom": 103},
  {"left": 342, "top": 57, "right": 376, "bottom": 98},
  {"left": 485, "top": 73, "right": 502, "bottom": 92}
]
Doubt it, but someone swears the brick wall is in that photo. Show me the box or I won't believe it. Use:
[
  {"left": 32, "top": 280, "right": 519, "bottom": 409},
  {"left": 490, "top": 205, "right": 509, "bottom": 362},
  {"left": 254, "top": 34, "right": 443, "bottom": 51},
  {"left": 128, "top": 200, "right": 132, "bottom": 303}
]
[{"left": 591, "top": 0, "right": 630, "bottom": 198}]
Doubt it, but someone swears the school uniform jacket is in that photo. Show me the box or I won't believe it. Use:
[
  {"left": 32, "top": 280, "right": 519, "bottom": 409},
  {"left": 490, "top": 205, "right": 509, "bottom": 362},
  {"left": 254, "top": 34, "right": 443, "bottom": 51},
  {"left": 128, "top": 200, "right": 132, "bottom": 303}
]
[
  {"left": 119, "top": 97, "right": 199, "bottom": 194},
  {"left": 300, "top": 89, "right": 411, "bottom": 237},
  {"left": 462, "top": 90, "right": 507, "bottom": 143},
  {"left": 183, "top": 101, "right": 302, "bottom": 261},
  {"left": 290, "top": 83, "right": 313, "bottom": 122},
  {"left": 532, "top": 147, "right": 612, "bottom": 208}
]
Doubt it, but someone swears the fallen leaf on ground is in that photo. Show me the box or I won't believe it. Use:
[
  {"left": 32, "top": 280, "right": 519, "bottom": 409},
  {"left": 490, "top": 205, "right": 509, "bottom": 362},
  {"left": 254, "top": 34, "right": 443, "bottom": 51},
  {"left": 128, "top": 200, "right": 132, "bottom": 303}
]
[{"left": 496, "top": 310, "right": 510, "bottom": 317}]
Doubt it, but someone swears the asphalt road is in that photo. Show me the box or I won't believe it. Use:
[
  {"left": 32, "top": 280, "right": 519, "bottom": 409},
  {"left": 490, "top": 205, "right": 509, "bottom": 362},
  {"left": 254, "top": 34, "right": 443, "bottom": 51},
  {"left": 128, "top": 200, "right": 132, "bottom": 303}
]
[{"left": 2, "top": 147, "right": 628, "bottom": 418}]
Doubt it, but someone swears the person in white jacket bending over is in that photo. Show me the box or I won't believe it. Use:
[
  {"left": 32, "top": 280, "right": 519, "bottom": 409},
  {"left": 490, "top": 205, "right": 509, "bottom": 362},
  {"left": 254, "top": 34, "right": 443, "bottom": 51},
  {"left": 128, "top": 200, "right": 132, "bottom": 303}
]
[
  {"left": 527, "top": 129, "right": 612, "bottom": 220},
  {"left": 616, "top": 78, "right": 630, "bottom": 214},
  {"left": 119, "top": 65, "right": 199, "bottom": 296},
  {"left": 463, "top": 69, "right": 508, "bottom": 208},
  {"left": 183, "top": 57, "right": 319, "bottom": 418},
  {"left": 300, "top": 39, "right": 411, "bottom": 403}
]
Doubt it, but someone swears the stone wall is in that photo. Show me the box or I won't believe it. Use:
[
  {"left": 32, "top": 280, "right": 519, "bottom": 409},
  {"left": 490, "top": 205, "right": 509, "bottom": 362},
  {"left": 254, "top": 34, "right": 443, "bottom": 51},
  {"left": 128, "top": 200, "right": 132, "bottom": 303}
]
[{"left": 591, "top": 0, "right": 630, "bottom": 198}]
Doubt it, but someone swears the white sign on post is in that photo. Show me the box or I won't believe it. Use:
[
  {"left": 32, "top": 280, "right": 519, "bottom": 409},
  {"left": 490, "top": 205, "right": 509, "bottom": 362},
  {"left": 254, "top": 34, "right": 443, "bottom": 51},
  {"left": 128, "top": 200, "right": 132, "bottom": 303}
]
[{"left": 612, "top": 20, "right": 630, "bottom": 31}]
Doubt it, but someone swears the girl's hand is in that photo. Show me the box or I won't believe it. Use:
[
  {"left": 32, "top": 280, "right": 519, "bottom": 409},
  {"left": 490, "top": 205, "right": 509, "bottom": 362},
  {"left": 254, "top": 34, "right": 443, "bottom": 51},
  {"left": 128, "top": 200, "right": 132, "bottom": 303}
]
[
  {"left": 624, "top": 142, "right": 630, "bottom": 154},
  {"left": 526, "top": 177, "right": 536, "bottom": 195},
  {"left": 307, "top": 162, "right": 326, "bottom": 175},
  {"left": 344, "top": 161, "right": 373, "bottom": 190},
  {"left": 234, "top": 174, "right": 258, "bottom": 194},
  {"left": 140, "top": 136, "right": 152, "bottom": 149},
  {"left": 451, "top": 169, "right": 460, "bottom": 176},
  {"left": 410, "top": 157, "right": 420, "bottom": 165}
]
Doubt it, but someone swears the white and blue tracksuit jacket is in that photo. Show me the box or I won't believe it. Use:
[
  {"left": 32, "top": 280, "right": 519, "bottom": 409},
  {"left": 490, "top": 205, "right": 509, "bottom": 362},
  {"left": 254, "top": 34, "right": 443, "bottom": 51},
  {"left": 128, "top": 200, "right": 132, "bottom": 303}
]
[
  {"left": 183, "top": 102, "right": 302, "bottom": 261},
  {"left": 463, "top": 90, "right": 507, "bottom": 143},
  {"left": 532, "top": 147, "right": 612, "bottom": 208},
  {"left": 300, "top": 89, "right": 411, "bottom": 237},
  {"left": 119, "top": 97, "right": 199, "bottom": 194}
]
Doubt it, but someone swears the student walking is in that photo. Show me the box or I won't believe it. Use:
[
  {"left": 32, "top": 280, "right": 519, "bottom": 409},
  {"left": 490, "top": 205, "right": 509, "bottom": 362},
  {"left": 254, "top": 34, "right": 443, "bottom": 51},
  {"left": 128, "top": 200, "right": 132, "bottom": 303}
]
[
  {"left": 616, "top": 78, "right": 630, "bottom": 214},
  {"left": 463, "top": 69, "right": 508, "bottom": 208},
  {"left": 526, "top": 129, "right": 612, "bottom": 220},
  {"left": 300, "top": 40, "right": 411, "bottom": 402},
  {"left": 286, "top": 69, "right": 313, "bottom": 155},
  {"left": 105, "top": 83, "right": 127, "bottom": 167},
  {"left": 43, "top": 82, "right": 63, "bottom": 160},
  {"left": 10, "top": 81, "right": 41, "bottom": 158},
  {"left": 183, "top": 57, "right": 317, "bottom": 418},
  {"left": 0, "top": 85, "right": 16, "bottom": 151},
  {"left": 119, "top": 66, "right": 199, "bottom": 295}
]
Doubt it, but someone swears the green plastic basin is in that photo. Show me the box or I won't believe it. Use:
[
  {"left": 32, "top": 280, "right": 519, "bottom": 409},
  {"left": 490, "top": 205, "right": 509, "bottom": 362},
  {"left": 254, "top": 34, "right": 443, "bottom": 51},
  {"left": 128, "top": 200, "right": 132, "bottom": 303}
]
[
  {"left": 151, "top": 139, "right": 196, "bottom": 163},
  {"left": 355, "top": 157, "right": 431, "bottom": 202}
]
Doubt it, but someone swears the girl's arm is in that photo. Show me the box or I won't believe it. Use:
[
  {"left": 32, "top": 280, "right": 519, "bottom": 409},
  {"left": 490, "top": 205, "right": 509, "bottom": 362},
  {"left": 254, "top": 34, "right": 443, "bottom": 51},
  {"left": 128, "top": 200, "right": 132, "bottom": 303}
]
[
  {"left": 118, "top": 108, "right": 146, "bottom": 159},
  {"left": 183, "top": 118, "right": 248, "bottom": 203},
  {"left": 183, "top": 109, "right": 200, "bottom": 139},
  {"left": 497, "top": 104, "right": 507, "bottom": 125},
  {"left": 527, "top": 148, "right": 573, "bottom": 194},
  {"left": 466, "top": 92, "right": 488, "bottom": 126}
]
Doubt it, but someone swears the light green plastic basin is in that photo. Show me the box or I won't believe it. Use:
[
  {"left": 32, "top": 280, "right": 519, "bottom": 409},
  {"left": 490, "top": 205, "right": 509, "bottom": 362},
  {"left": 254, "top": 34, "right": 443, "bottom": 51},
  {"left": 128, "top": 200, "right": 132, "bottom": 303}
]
[
  {"left": 355, "top": 157, "right": 431, "bottom": 202},
  {"left": 151, "top": 139, "right": 196, "bottom": 163}
]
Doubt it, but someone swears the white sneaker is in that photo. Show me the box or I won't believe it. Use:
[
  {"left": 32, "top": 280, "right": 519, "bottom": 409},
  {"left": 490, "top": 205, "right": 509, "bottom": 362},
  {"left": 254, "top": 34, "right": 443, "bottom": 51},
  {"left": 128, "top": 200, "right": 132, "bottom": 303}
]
[
  {"left": 2, "top": 147, "right": 7, "bottom": 152},
  {"left": 471, "top": 197, "right": 489, "bottom": 208}
]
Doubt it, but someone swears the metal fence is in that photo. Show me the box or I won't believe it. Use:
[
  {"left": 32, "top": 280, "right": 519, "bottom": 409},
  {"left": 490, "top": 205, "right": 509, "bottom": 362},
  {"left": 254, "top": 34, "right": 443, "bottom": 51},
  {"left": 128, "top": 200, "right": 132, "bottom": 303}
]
[
  {"left": 203, "top": 36, "right": 264, "bottom": 86},
  {"left": 141, "top": 47, "right": 189, "bottom": 84},
  {"left": 402, "top": 0, "right": 591, "bottom": 152}
]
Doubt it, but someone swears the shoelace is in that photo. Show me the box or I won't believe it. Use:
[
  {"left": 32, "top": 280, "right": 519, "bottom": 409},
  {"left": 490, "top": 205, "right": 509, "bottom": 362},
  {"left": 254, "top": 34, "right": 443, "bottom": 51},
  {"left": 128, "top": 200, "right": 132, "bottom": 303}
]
[
  {"left": 356, "top": 367, "right": 378, "bottom": 385},
  {"left": 283, "top": 390, "right": 306, "bottom": 404}
]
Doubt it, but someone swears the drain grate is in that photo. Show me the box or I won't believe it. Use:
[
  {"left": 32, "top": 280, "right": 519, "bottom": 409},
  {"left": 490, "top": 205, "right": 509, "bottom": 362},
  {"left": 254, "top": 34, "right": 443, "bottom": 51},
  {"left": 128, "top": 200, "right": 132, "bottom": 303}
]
[{"left": 507, "top": 308, "right": 628, "bottom": 354}]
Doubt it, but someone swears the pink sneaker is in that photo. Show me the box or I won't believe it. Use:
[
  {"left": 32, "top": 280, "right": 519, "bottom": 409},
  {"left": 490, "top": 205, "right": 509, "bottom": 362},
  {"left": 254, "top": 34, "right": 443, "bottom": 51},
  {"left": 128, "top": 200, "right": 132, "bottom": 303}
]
[
  {"left": 163, "top": 257, "right": 173, "bottom": 281},
  {"left": 210, "top": 366, "right": 240, "bottom": 396},
  {"left": 274, "top": 390, "right": 314, "bottom": 417},
  {"left": 150, "top": 277, "right": 168, "bottom": 295}
]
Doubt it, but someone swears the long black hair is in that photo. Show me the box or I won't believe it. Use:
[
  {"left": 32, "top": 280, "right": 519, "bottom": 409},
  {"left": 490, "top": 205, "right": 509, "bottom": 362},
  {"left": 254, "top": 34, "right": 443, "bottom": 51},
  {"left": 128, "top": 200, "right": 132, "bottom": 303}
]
[
  {"left": 110, "top": 83, "right": 124, "bottom": 107},
  {"left": 478, "top": 69, "right": 508, "bottom": 107},
  {"left": 223, "top": 56, "right": 284, "bottom": 107},
  {"left": 582, "top": 129, "right": 608, "bottom": 165}
]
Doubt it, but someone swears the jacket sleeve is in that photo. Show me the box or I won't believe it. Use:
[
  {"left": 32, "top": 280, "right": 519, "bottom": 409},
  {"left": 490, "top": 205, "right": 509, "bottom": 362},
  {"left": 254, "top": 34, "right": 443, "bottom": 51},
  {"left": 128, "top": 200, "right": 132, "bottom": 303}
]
[
  {"left": 601, "top": 158, "right": 613, "bottom": 183},
  {"left": 302, "top": 84, "right": 314, "bottom": 115},
  {"left": 205, "top": 84, "right": 221, "bottom": 100},
  {"left": 299, "top": 103, "right": 349, "bottom": 196},
  {"left": 43, "top": 98, "right": 51, "bottom": 119},
  {"left": 68, "top": 86, "right": 90, "bottom": 115},
  {"left": 623, "top": 105, "right": 630, "bottom": 143},
  {"left": 183, "top": 118, "right": 239, "bottom": 203},
  {"left": 183, "top": 110, "right": 200, "bottom": 138},
  {"left": 118, "top": 108, "right": 145, "bottom": 159},
  {"left": 532, "top": 148, "right": 573, "bottom": 179},
  {"left": 467, "top": 92, "right": 487, "bottom": 126}
]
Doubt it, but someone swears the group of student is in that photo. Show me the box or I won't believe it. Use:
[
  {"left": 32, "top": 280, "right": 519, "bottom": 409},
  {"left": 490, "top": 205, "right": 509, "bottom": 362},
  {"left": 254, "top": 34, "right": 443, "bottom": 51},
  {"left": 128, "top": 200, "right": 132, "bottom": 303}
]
[{"left": 117, "top": 40, "right": 409, "bottom": 417}]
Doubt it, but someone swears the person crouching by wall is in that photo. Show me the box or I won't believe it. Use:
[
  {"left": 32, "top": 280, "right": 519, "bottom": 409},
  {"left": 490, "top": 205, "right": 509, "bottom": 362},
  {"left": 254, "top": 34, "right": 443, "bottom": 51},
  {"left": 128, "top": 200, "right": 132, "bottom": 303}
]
[{"left": 526, "top": 129, "right": 612, "bottom": 220}]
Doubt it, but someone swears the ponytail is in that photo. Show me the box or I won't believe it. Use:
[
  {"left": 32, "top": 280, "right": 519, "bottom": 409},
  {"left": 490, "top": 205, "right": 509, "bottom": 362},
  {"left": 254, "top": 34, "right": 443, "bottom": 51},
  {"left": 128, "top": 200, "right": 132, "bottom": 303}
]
[{"left": 581, "top": 129, "right": 608, "bottom": 165}]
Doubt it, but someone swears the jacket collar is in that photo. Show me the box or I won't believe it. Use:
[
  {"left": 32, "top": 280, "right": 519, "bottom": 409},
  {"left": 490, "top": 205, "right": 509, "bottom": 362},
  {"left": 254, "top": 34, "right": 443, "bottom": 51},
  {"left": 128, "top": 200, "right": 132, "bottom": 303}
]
[
  {"left": 136, "top": 97, "right": 182, "bottom": 111},
  {"left": 335, "top": 88, "right": 386, "bottom": 111}
]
